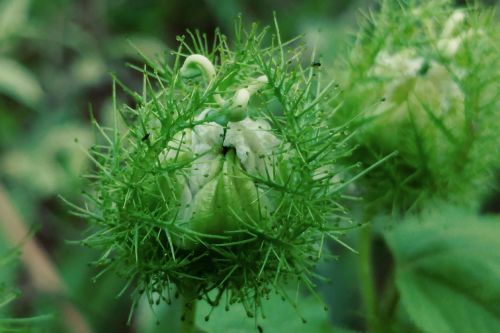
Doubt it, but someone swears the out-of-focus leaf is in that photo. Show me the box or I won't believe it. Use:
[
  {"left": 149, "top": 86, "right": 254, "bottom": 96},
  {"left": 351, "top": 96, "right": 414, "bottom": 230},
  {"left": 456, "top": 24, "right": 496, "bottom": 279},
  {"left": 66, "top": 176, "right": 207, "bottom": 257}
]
[
  {"left": 0, "top": 111, "right": 19, "bottom": 146},
  {"left": 385, "top": 210, "right": 500, "bottom": 333},
  {"left": 136, "top": 295, "right": 183, "bottom": 333},
  {"left": 71, "top": 54, "right": 107, "bottom": 87},
  {"left": 0, "top": 0, "right": 30, "bottom": 39},
  {"left": 0, "top": 123, "right": 91, "bottom": 197},
  {"left": 137, "top": 292, "right": 358, "bottom": 333},
  {"left": 204, "top": 0, "right": 244, "bottom": 31},
  {"left": 195, "top": 292, "right": 334, "bottom": 333},
  {"left": 0, "top": 58, "right": 43, "bottom": 108},
  {"left": 107, "top": 35, "right": 168, "bottom": 63}
]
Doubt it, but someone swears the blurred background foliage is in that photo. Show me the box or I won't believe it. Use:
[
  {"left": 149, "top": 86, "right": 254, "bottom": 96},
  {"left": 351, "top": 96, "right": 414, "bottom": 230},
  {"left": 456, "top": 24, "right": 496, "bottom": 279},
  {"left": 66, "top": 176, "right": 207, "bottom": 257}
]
[{"left": 0, "top": 0, "right": 498, "bottom": 332}]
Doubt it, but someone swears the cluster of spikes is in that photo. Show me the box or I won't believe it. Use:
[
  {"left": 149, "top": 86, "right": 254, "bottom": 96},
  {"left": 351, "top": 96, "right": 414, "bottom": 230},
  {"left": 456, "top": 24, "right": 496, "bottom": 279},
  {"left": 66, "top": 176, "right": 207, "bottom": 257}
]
[{"left": 70, "top": 16, "right": 366, "bottom": 326}]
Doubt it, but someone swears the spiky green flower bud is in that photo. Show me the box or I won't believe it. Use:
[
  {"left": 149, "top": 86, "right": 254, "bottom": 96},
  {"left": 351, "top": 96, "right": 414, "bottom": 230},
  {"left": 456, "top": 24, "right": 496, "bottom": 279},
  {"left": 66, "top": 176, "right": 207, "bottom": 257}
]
[
  {"left": 335, "top": 0, "right": 499, "bottom": 213},
  {"left": 75, "top": 19, "right": 357, "bottom": 322}
]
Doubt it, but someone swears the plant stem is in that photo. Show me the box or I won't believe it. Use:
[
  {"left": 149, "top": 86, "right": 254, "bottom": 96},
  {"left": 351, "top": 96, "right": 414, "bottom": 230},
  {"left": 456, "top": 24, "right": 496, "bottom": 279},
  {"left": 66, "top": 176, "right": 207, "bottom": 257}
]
[
  {"left": 358, "top": 224, "right": 378, "bottom": 333},
  {"left": 378, "top": 266, "right": 399, "bottom": 321},
  {"left": 180, "top": 296, "right": 197, "bottom": 333}
]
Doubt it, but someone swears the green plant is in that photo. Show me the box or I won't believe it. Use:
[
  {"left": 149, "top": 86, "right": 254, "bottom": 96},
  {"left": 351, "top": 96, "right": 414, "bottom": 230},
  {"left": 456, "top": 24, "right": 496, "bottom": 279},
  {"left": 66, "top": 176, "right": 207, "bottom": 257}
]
[
  {"left": 72, "top": 17, "right": 366, "bottom": 332},
  {"left": 65, "top": 1, "right": 500, "bottom": 333},
  {"left": 334, "top": 0, "right": 500, "bottom": 215},
  {"left": 329, "top": 1, "right": 500, "bottom": 333},
  {"left": 384, "top": 208, "right": 500, "bottom": 333}
]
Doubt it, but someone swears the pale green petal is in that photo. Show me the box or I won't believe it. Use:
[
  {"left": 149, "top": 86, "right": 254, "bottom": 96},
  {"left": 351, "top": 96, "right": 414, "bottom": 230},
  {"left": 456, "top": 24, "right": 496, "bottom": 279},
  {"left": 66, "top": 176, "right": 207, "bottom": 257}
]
[
  {"left": 224, "top": 118, "right": 281, "bottom": 178},
  {"left": 177, "top": 150, "right": 262, "bottom": 248},
  {"left": 165, "top": 112, "right": 281, "bottom": 248}
]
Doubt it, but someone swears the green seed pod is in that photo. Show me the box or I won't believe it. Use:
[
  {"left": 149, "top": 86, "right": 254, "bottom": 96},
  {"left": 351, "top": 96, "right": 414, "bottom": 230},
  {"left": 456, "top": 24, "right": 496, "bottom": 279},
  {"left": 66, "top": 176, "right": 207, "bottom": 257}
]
[
  {"left": 334, "top": 0, "right": 500, "bottom": 214},
  {"left": 77, "top": 20, "right": 355, "bottom": 319},
  {"left": 159, "top": 109, "right": 280, "bottom": 248}
]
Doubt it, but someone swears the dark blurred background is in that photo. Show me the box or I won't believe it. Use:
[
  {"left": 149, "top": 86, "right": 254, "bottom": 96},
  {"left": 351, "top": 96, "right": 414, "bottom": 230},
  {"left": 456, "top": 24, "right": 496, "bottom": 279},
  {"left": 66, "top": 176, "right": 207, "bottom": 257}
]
[{"left": 0, "top": 1, "right": 498, "bottom": 332}]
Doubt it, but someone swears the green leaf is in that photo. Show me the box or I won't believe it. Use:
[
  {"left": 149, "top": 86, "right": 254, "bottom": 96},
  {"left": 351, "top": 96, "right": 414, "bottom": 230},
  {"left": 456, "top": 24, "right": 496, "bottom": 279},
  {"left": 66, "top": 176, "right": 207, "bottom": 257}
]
[
  {"left": 136, "top": 293, "right": 358, "bottom": 333},
  {"left": 0, "top": 122, "right": 91, "bottom": 197},
  {"left": 107, "top": 35, "right": 168, "bottom": 63},
  {"left": 0, "top": 58, "right": 43, "bottom": 108},
  {"left": 0, "top": 0, "right": 30, "bottom": 39},
  {"left": 195, "top": 292, "right": 334, "bottom": 333},
  {"left": 385, "top": 211, "right": 500, "bottom": 333}
]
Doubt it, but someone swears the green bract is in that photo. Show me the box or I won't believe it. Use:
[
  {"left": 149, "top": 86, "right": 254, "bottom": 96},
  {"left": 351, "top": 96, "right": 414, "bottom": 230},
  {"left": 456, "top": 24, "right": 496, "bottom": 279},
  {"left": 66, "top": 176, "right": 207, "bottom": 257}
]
[
  {"left": 335, "top": 0, "right": 500, "bottom": 214},
  {"left": 160, "top": 108, "right": 280, "bottom": 248},
  {"left": 75, "top": 19, "right": 358, "bottom": 320}
]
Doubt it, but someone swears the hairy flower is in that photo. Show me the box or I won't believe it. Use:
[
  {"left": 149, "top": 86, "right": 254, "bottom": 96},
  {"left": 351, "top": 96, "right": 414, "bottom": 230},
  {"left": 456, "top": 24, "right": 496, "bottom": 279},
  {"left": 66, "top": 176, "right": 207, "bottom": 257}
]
[
  {"left": 74, "top": 19, "right": 357, "bottom": 320},
  {"left": 335, "top": 0, "right": 500, "bottom": 213}
]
